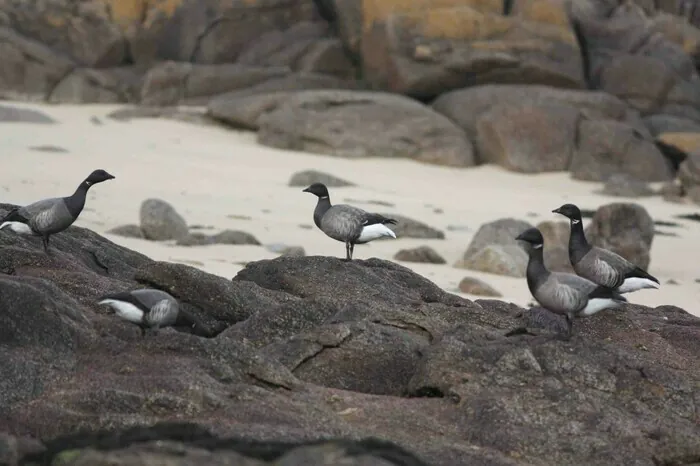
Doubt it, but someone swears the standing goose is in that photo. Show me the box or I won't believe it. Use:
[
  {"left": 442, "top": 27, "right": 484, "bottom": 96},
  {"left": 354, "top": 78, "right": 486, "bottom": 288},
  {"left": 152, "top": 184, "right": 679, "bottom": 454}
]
[
  {"left": 302, "top": 182, "right": 397, "bottom": 261},
  {"left": 552, "top": 203, "right": 660, "bottom": 293},
  {"left": 516, "top": 227, "right": 627, "bottom": 338},
  {"left": 0, "top": 169, "right": 115, "bottom": 252},
  {"left": 98, "top": 288, "right": 198, "bottom": 336}
]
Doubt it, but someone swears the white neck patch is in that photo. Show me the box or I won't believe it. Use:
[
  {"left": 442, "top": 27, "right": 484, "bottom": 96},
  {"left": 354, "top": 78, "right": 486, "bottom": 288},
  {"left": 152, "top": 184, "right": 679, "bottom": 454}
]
[
  {"left": 533, "top": 243, "right": 543, "bottom": 249},
  {"left": 571, "top": 219, "right": 580, "bottom": 225},
  {"left": 320, "top": 196, "right": 329, "bottom": 200}
]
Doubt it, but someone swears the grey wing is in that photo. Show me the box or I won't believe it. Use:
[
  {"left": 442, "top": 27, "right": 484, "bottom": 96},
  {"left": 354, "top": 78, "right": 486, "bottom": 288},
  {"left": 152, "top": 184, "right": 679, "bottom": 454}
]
[
  {"left": 131, "top": 289, "right": 177, "bottom": 309},
  {"left": 574, "top": 250, "right": 623, "bottom": 288},
  {"left": 320, "top": 205, "right": 365, "bottom": 242},
  {"left": 29, "top": 201, "right": 73, "bottom": 233},
  {"left": 145, "top": 299, "right": 179, "bottom": 328},
  {"left": 19, "top": 197, "right": 63, "bottom": 218}
]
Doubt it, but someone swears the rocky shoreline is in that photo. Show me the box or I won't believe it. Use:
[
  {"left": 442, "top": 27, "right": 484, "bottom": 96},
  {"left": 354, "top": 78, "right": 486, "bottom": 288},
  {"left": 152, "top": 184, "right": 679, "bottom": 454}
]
[{"left": 0, "top": 210, "right": 698, "bottom": 466}]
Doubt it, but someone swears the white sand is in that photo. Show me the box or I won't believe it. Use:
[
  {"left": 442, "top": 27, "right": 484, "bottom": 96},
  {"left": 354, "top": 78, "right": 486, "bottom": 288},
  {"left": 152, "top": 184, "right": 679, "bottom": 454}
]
[{"left": 2, "top": 102, "right": 699, "bottom": 317}]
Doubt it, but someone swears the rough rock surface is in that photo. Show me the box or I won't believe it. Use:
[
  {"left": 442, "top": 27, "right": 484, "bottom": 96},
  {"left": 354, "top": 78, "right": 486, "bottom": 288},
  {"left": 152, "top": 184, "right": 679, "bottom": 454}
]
[
  {"left": 433, "top": 85, "right": 673, "bottom": 180},
  {"left": 212, "top": 90, "right": 476, "bottom": 167},
  {"left": 139, "top": 198, "right": 189, "bottom": 241},
  {"left": 0, "top": 215, "right": 699, "bottom": 466},
  {"left": 359, "top": 0, "right": 584, "bottom": 98}
]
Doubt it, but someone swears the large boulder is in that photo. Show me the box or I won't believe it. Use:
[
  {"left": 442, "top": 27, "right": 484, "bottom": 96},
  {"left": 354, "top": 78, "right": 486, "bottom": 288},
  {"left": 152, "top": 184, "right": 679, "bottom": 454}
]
[
  {"left": 584, "top": 202, "right": 655, "bottom": 270},
  {"left": 433, "top": 84, "right": 674, "bottom": 180},
  {"left": 455, "top": 218, "right": 533, "bottom": 277},
  {"left": 357, "top": 0, "right": 584, "bottom": 98},
  {"left": 211, "top": 90, "right": 475, "bottom": 167},
  {"left": 573, "top": 1, "right": 700, "bottom": 123}
]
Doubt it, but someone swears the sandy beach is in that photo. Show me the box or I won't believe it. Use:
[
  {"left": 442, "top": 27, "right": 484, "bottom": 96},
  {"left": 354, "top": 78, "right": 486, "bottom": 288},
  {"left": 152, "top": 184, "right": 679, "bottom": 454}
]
[{"left": 3, "top": 102, "right": 699, "bottom": 316}]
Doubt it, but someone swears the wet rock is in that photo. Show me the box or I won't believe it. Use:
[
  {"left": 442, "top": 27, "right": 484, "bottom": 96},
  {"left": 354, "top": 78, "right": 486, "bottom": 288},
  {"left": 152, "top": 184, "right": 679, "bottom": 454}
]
[
  {"left": 393, "top": 246, "right": 446, "bottom": 264},
  {"left": 288, "top": 169, "right": 355, "bottom": 187},
  {"left": 457, "top": 277, "right": 502, "bottom": 297},
  {"left": 139, "top": 199, "right": 189, "bottom": 241}
]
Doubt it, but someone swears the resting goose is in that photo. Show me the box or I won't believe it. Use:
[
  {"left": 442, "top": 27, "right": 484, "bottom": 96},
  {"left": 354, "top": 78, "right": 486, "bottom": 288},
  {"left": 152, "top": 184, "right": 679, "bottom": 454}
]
[
  {"left": 302, "top": 182, "right": 397, "bottom": 260},
  {"left": 0, "top": 169, "right": 115, "bottom": 252},
  {"left": 552, "top": 203, "right": 660, "bottom": 293},
  {"left": 516, "top": 227, "right": 627, "bottom": 338},
  {"left": 98, "top": 288, "right": 199, "bottom": 336}
]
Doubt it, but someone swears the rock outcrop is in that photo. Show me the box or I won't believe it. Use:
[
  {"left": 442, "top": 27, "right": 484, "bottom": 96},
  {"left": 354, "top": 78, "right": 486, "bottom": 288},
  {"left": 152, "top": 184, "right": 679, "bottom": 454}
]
[{"left": 1, "top": 211, "right": 698, "bottom": 466}]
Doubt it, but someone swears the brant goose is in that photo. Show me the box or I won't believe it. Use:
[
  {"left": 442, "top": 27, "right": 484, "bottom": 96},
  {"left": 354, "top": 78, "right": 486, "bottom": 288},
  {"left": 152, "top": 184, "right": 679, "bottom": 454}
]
[
  {"left": 0, "top": 169, "right": 115, "bottom": 252},
  {"left": 98, "top": 288, "right": 197, "bottom": 336},
  {"left": 302, "top": 182, "right": 397, "bottom": 260},
  {"left": 516, "top": 227, "right": 627, "bottom": 338},
  {"left": 552, "top": 203, "right": 660, "bottom": 293}
]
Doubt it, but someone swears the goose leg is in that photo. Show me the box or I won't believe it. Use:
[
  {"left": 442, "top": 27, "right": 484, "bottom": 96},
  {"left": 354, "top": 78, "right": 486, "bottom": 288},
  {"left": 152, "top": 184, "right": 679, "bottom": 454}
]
[
  {"left": 42, "top": 235, "right": 50, "bottom": 253},
  {"left": 345, "top": 242, "right": 351, "bottom": 261},
  {"left": 349, "top": 243, "right": 355, "bottom": 260},
  {"left": 564, "top": 314, "right": 573, "bottom": 340}
]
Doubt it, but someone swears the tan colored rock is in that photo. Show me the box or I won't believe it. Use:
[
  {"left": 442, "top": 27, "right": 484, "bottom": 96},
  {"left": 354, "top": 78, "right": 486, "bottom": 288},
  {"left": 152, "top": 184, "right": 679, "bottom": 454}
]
[
  {"left": 475, "top": 103, "right": 579, "bottom": 172},
  {"left": 657, "top": 132, "right": 700, "bottom": 155},
  {"left": 359, "top": 0, "right": 583, "bottom": 97},
  {"left": 457, "top": 276, "right": 502, "bottom": 297},
  {"left": 394, "top": 246, "right": 446, "bottom": 264},
  {"left": 459, "top": 244, "right": 527, "bottom": 278}
]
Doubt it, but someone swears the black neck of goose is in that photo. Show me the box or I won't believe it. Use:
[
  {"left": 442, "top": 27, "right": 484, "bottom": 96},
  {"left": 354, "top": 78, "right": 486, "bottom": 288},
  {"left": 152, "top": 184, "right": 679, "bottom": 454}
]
[
  {"left": 525, "top": 246, "right": 550, "bottom": 294},
  {"left": 65, "top": 180, "right": 91, "bottom": 218},
  {"left": 568, "top": 218, "right": 591, "bottom": 260},
  {"left": 313, "top": 196, "right": 332, "bottom": 229}
]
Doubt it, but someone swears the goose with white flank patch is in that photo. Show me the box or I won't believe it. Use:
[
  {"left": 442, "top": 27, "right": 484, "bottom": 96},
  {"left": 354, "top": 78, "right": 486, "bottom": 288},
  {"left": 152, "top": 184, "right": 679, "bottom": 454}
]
[
  {"left": 302, "top": 182, "right": 397, "bottom": 261},
  {"left": 516, "top": 227, "right": 627, "bottom": 339},
  {"left": 0, "top": 169, "right": 115, "bottom": 253},
  {"left": 98, "top": 288, "right": 200, "bottom": 336},
  {"left": 552, "top": 203, "right": 660, "bottom": 294}
]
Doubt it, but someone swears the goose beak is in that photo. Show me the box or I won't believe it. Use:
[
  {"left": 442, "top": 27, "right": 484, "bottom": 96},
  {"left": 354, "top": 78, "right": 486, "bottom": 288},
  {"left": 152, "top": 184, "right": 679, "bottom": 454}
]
[
  {"left": 107, "top": 174, "right": 115, "bottom": 180},
  {"left": 552, "top": 207, "right": 561, "bottom": 214},
  {"left": 515, "top": 233, "right": 526, "bottom": 241},
  {"left": 302, "top": 187, "right": 311, "bottom": 193}
]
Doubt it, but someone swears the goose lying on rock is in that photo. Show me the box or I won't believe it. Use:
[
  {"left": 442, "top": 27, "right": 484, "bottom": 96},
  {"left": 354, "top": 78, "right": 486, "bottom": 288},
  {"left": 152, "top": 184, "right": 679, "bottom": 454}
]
[
  {"left": 0, "top": 169, "right": 115, "bottom": 252},
  {"left": 98, "top": 288, "right": 198, "bottom": 336},
  {"left": 303, "top": 182, "right": 397, "bottom": 260},
  {"left": 516, "top": 227, "right": 627, "bottom": 338},
  {"left": 552, "top": 203, "right": 660, "bottom": 293}
]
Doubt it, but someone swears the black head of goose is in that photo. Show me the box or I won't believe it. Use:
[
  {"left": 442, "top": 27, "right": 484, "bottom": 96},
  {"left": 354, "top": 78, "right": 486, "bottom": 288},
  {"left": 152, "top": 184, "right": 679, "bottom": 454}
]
[
  {"left": 516, "top": 227, "right": 627, "bottom": 338},
  {"left": 0, "top": 169, "right": 115, "bottom": 252},
  {"left": 302, "top": 182, "right": 398, "bottom": 260},
  {"left": 98, "top": 288, "right": 202, "bottom": 336},
  {"left": 552, "top": 203, "right": 660, "bottom": 294}
]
